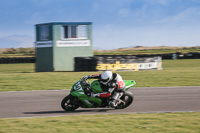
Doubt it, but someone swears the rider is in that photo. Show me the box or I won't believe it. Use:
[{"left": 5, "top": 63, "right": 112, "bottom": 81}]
[{"left": 83, "top": 71, "right": 125, "bottom": 107}]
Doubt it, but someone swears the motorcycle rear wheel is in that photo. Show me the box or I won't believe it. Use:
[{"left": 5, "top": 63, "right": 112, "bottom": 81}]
[
  {"left": 61, "top": 95, "right": 81, "bottom": 111},
  {"left": 115, "top": 91, "right": 134, "bottom": 109}
]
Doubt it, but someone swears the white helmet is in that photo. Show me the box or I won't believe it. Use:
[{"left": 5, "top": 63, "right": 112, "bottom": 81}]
[{"left": 101, "top": 71, "right": 113, "bottom": 85}]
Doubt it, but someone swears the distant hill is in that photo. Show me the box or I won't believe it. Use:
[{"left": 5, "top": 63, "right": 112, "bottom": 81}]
[
  {"left": 93, "top": 46, "right": 196, "bottom": 52},
  {"left": 0, "top": 46, "right": 199, "bottom": 57},
  {"left": 94, "top": 46, "right": 200, "bottom": 55}
]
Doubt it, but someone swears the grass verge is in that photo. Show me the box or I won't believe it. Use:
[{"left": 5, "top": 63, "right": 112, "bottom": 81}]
[
  {"left": 94, "top": 47, "right": 200, "bottom": 55},
  {"left": 0, "top": 59, "right": 200, "bottom": 92},
  {"left": 0, "top": 112, "right": 199, "bottom": 133}
]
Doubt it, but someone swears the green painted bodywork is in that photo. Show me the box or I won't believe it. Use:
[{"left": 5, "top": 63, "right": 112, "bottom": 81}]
[
  {"left": 35, "top": 47, "right": 53, "bottom": 72},
  {"left": 91, "top": 80, "right": 104, "bottom": 93},
  {"left": 124, "top": 80, "right": 136, "bottom": 90},
  {"left": 70, "top": 81, "right": 102, "bottom": 108},
  {"left": 70, "top": 80, "right": 136, "bottom": 108}
]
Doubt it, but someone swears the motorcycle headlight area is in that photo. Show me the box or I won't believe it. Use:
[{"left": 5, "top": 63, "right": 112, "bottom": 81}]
[{"left": 74, "top": 81, "right": 82, "bottom": 90}]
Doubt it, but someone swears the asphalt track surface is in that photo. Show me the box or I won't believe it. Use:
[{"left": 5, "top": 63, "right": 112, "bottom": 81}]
[{"left": 0, "top": 86, "right": 200, "bottom": 119}]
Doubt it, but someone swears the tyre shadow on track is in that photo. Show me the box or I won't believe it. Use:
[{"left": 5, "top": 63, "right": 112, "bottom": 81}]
[{"left": 24, "top": 108, "right": 115, "bottom": 114}]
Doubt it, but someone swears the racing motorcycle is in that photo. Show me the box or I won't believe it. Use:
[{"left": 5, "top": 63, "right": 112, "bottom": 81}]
[{"left": 61, "top": 77, "right": 136, "bottom": 111}]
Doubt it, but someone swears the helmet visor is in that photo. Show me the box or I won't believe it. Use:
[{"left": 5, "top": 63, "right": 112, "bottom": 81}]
[
  {"left": 102, "top": 78, "right": 109, "bottom": 83},
  {"left": 101, "top": 78, "right": 110, "bottom": 85}
]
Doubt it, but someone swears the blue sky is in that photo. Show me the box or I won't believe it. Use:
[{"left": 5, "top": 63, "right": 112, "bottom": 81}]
[{"left": 0, "top": 0, "right": 200, "bottom": 49}]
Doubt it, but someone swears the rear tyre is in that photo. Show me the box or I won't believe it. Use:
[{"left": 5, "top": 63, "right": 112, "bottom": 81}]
[
  {"left": 61, "top": 95, "right": 81, "bottom": 111},
  {"left": 115, "top": 91, "right": 134, "bottom": 109}
]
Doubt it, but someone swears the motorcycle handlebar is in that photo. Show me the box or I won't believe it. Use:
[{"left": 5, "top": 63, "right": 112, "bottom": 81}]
[
  {"left": 81, "top": 77, "right": 87, "bottom": 81},
  {"left": 81, "top": 77, "right": 90, "bottom": 86}
]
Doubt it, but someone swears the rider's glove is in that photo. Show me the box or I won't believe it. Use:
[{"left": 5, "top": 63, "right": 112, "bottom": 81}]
[
  {"left": 82, "top": 76, "right": 88, "bottom": 80},
  {"left": 87, "top": 75, "right": 92, "bottom": 79},
  {"left": 83, "top": 75, "right": 92, "bottom": 80},
  {"left": 91, "top": 92, "right": 99, "bottom": 97}
]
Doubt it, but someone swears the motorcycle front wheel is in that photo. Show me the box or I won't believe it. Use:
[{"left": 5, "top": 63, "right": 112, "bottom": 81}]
[
  {"left": 61, "top": 95, "right": 81, "bottom": 111},
  {"left": 115, "top": 91, "right": 134, "bottom": 109}
]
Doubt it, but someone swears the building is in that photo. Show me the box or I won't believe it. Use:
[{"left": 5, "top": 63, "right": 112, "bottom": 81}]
[{"left": 35, "top": 22, "right": 93, "bottom": 72}]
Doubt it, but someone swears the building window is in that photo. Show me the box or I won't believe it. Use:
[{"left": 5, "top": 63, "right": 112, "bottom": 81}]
[
  {"left": 39, "top": 25, "right": 49, "bottom": 40},
  {"left": 71, "top": 25, "right": 77, "bottom": 38},
  {"left": 62, "top": 25, "right": 88, "bottom": 39},
  {"left": 78, "top": 25, "right": 88, "bottom": 38}
]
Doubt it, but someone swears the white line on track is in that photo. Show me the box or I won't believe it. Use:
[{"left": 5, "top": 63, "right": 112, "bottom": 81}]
[{"left": 1, "top": 110, "right": 200, "bottom": 120}]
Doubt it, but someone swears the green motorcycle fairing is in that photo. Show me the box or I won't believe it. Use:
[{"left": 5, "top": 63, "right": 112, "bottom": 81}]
[
  {"left": 70, "top": 81, "right": 102, "bottom": 108},
  {"left": 70, "top": 80, "right": 136, "bottom": 108},
  {"left": 91, "top": 80, "right": 104, "bottom": 93},
  {"left": 124, "top": 80, "right": 136, "bottom": 90}
]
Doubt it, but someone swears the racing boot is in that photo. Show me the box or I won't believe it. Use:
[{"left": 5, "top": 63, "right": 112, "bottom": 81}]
[
  {"left": 109, "top": 92, "right": 120, "bottom": 107},
  {"left": 109, "top": 100, "right": 118, "bottom": 107},
  {"left": 109, "top": 92, "right": 124, "bottom": 107}
]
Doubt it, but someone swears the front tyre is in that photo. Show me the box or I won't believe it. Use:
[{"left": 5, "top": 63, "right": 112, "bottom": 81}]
[
  {"left": 115, "top": 91, "right": 134, "bottom": 109},
  {"left": 61, "top": 95, "right": 81, "bottom": 111}
]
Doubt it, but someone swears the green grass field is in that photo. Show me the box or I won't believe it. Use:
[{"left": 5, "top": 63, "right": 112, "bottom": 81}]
[
  {"left": 0, "top": 59, "right": 200, "bottom": 132},
  {"left": 94, "top": 47, "right": 200, "bottom": 55},
  {"left": 0, "top": 112, "right": 199, "bottom": 133},
  {"left": 0, "top": 59, "right": 200, "bottom": 92}
]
